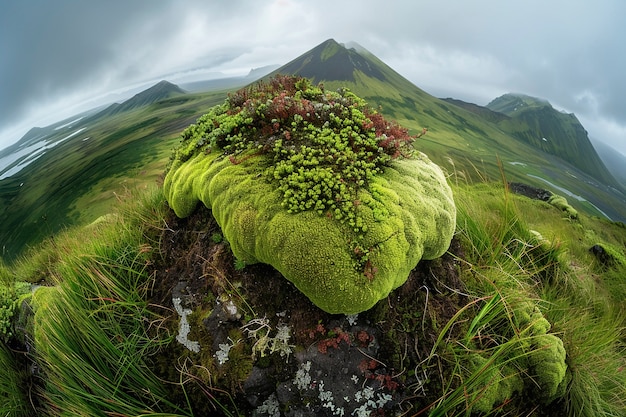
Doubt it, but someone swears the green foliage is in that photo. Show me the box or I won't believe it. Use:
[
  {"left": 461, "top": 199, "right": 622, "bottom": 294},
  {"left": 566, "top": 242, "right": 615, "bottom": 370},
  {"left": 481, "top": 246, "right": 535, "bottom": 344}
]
[
  {"left": 0, "top": 341, "right": 32, "bottom": 416},
  {"left": 0, "top": 281, "right": 30, "bottom": 342},
  {"left": 436, "top": 181, "right": 625, "bottom": 416},
  {"left": 428, "top": 291, "right": 568, "bottom": 415},
  {"left": 211, "top": 232, "right": 224, "bottom": 243},
  {"left": 172, "top": 75, "right": 416, "bottom": 233},
  {"left": 164, "top": 76, "right": 455, "bottom": 314},
  {"left": 233, "top": 258, "right": 246, "bottom": 270},
  {"left": 23, "top": 188, "right": 191, "bottom": 416}
]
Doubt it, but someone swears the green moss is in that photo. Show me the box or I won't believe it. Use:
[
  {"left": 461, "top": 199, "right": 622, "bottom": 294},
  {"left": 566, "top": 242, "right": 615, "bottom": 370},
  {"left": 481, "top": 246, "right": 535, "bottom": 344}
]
[
  {"left": 164, "top": 76, "right": 456, "bottom": 314},
  {"left": 527, "top": 334, "right": 569, "bottom": 402},
  {"left": 515, "top": 299, "right": 569, "bottom": 404},
  {"left": 548, "top": 194, "right": 578, "bottom": 219},
  {"left": 165, "top": 150, "right": 454, "bottom": 314},
  {"left": 468, "top": 354, "right": 523, "bottom": 413}
]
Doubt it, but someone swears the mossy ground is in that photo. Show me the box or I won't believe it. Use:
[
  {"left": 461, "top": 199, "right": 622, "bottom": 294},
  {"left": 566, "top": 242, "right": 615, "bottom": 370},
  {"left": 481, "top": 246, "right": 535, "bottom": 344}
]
[
  {"left": 1, "top": 180, "right": 624, "bottom": 416},
  {"left": 145, "top": 202, "right": 469, "bottom": 415}
]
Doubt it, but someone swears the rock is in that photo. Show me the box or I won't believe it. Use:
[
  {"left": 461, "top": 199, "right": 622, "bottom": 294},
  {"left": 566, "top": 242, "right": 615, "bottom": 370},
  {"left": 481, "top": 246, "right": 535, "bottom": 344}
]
[{"left": 509, "top": 182, "right": 552, "bottom": 201}]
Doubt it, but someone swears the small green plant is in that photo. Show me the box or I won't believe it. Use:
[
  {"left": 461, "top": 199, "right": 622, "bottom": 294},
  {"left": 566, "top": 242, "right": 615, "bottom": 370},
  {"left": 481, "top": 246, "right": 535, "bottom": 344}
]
[
  {"left": 0, "top": 281, "right": 30, "bottom": 342},
  {"left": 548, "top": 194, "right": 578, "bottom": 219},
  {"left": 211, "top": 232, "right": 223, "bottom": 243},
  {"left": 173, "top": 74, "right": 419, "bottom": 235},
  {"left": 234, "top": 258, "right": 246, "bottom": 271}
]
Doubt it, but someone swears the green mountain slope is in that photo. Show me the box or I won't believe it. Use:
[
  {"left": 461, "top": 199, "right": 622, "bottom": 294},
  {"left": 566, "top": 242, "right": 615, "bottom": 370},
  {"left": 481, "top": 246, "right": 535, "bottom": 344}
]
[
  {"left": 0, "top": 85, "right": 228, "bottom": 260},
  {"left": 2, "top": 39, "right": 626, "bottom": 260},
  {"left": 266, "top": 39, "right": 626, "bottom": 223},
  {"left": 485, "top": 93, "right": 618, "bottom": 187},
  {"left": 100, "top": 80, "right": 187, "bottom": 116},
  {"left": 593, "top": 138, "right": 626, "bottom": 185}
]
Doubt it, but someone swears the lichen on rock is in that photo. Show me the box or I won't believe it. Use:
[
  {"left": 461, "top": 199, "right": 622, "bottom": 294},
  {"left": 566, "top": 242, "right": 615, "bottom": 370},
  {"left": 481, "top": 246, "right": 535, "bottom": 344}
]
[{"left": 163, "top": 75, "right": 456, "bottom": 314}]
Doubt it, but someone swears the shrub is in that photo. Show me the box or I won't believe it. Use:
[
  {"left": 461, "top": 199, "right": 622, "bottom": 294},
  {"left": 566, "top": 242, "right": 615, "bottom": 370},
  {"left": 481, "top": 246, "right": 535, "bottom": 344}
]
[{"left": 164, "top": 76, "right": 456, "bottom": 314}]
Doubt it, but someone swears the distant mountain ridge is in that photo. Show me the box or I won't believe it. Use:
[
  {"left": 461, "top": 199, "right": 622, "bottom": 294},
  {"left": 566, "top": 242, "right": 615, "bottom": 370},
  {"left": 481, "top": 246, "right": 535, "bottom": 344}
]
[
  {"left": 484, "top": 93, "right": 618, "bottom": 187},
  {"left": 592, "top": 138, "right": 626, "bottom": 186},
  {"left": 2, "top": 38, "right": 626, "bottom": 260},
  {"left": 103, "top": 80, "right": 186, "bottom": 116},
  {"left": 266, "top": 39, "right": 625, "bottom": 222}
]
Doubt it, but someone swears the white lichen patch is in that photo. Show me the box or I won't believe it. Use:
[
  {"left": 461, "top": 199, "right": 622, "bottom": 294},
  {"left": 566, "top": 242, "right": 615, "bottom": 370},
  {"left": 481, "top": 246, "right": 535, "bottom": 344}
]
[
  {"left": 172, "top": 297, "right": 200, "bottom": 353},
  {"left": 291, "top": 360, "right": 394, "bottom": 416},
  {"left": 346, "top": 314, "right": 358, "bottom": 326},
  {"left": 214, "top": 338, "right": 238, "bottom": 365},
  {"left": 243, "top": 318, "right": 294, "bottom": 359},
  {"left": 255, "top": 393, "right": 280, "bottom": 417},
  {"left": 294, "top": 361, "right": 312, "bottom": 391}
]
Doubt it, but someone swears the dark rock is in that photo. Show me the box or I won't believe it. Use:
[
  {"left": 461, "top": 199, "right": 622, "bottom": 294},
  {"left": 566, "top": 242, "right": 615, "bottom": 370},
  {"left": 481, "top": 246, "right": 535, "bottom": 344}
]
[
  {"left": 509, "top": 182, "right": 552, "bottom": 201},
  {"left": 244, "top": 367, "right": 276, "bottom": 407},
  {"left": 589, "top": 244, "right": 615, "bottom": 267}
]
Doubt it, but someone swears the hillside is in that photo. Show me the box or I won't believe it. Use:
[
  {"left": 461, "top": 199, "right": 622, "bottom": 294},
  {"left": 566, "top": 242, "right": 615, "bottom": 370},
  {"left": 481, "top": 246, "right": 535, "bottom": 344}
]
[
  {"left": 486, "top": 93, "right": 618, "bottom": 187},
  {"left": 100, "top": 80, "right": 187, "bottom": 116},
  {"left": 592, "top": 138, "right": 626, "bottom": 185},
  {"left": 0, "top": 41, "right": 625, "bottom": 416},
  {"left": 266, "top": 39, "right": 626, "bottom": 223},
  {"left": 0, "top": 84, "right": 228, "bottom": 260},
  {"left": 1, "top": 78, "right": 625, "bottom": 416},
  {"left": 2, "top": 39, "right": 626, "bottom": 260}
]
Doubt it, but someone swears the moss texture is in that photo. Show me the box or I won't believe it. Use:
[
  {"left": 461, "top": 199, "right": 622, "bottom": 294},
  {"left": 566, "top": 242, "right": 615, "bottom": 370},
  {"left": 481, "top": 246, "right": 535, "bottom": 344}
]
[{"left": 164, "top": 76, "right": 456, "bottom": 314}]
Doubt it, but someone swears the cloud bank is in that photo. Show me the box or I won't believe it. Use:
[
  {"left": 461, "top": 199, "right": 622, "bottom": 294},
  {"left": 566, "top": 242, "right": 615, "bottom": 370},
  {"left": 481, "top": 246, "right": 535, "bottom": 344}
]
[{"left": 1, "top": 0, "right": 624, "bottom": 154}]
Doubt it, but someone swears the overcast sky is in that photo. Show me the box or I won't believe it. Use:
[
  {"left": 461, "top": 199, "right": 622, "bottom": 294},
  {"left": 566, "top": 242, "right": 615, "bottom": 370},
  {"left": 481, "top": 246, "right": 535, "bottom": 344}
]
[{"left": 1, "top": 0, "right": 625, "bottom": 155}]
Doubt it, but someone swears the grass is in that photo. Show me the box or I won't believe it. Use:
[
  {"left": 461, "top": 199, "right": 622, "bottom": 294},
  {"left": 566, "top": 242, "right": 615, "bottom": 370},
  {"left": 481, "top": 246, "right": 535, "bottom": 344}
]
[
  {"left": 0, "top": 90, "right": 229, "bottom": 261},
  {"left": 0, "top": 342, "right": 31, "bottom": 416},
  {"left": 430, "top": 178, "right": 626, "bottom": 416},
  {"left": 0, "top": 49, "right": 623, "bottom": 415},
  {"left": 3, "top": 69, "right": 625, "bottom": 263},
  {"left": 9, "top": 188, "right": 192, "bottom": 416},
  {"left": 0, "top": 173, "right": 623, "bottom": 415}
]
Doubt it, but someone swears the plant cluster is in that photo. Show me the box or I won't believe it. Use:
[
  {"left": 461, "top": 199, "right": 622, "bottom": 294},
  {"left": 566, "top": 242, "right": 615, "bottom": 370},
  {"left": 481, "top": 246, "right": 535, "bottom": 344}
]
[
  {"left": 174, "top": 74, "right": 419, "bottom": 234},
  {"left": 0, "top": 281, "right": 30, "bottom": 342}
]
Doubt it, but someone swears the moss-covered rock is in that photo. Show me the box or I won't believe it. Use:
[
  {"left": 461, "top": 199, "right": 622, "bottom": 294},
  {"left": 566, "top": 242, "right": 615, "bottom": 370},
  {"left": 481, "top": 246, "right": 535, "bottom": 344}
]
[
  {"left": 527, "top": 333, "right": 569, "bottom": 402},
  {"left": 163, "top": 76, "right": 456, "bottom": 314},
  {"left": 548, "top": 194, "right": 578, "bottom": 219},
  {"left": 515, "top": 300, "right": 569, "bottom": 404},
  {"left": 468, "top": 354, "right": 523, "bottom": 413}
]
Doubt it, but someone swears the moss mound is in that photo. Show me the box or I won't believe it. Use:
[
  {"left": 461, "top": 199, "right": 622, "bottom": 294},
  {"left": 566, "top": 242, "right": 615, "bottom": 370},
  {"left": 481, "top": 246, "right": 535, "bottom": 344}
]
[{"left": 164, "top": 75, "right": 455, "bottom": 314}]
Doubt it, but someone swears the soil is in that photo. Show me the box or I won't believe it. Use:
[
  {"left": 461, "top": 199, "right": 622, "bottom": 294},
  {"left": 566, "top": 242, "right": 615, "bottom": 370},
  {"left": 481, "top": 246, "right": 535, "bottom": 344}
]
[{"left": 147, "top": 203, "right": 469, "bottom": 416}]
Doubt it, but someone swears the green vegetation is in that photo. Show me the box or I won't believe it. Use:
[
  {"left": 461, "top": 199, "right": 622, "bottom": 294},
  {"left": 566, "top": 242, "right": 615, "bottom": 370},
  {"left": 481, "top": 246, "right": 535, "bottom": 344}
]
[
  {"left": 0, "top": 88, "right": 229, "bottom": 261},
  {"left": 0, "top": 280, "right": 30, "bottom": 342},
  {"left": 0, "top": 171, "right": 624, "bottom": 415},
  {"left": 0, "top": 41, "right": 625, "bottom": 415},
  {"left": 164, "top": 76, "right": 455, "bottom": 313}
]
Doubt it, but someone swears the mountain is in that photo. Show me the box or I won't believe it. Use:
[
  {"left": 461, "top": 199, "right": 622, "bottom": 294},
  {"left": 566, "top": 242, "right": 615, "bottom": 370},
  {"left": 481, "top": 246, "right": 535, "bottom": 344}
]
[
  {"left": 485, "top": 93, "right": 618, "bottom": 187},
  {"left": 267, "top": 39, "right": 626, "bottom": 223},
  {"left": 0, "top": 82, "right": 228, "bottom": 260},
  {"left": 592, "top": 138, "right": 626, "bottom": 185},
  {"left": 103, "top": 80, "right": 186, "bottom": 116},
  {"left": 181, "top": 65, "right": 279, "bottom": 93},
  {"left": 2, "top": 39, "right": 626, "bottom": 260}
]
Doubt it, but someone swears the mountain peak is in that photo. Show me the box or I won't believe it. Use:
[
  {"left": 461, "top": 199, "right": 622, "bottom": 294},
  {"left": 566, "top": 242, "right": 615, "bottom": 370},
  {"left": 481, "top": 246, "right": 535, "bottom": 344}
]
[
  {"left": 270, "top": 38, "right": 386, "bottom": 83},
  {"left": 486, "top": 93, "right": 551, "bottom": 115},
  {"left": 486, "top": 93, "right": 617, "bottom": 187},
  {"left": 131, "top": 80, "right": 186, "bottom": 101},
  {"left": 105, "top": 80, "right": 186, "bottom": 116}
]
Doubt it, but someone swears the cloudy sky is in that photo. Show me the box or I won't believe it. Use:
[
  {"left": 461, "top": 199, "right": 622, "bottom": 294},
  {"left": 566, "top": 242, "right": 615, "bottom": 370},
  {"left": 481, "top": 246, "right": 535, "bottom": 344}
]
[{"left": 1, "top": 0, "right": 625, "bottom": 155}]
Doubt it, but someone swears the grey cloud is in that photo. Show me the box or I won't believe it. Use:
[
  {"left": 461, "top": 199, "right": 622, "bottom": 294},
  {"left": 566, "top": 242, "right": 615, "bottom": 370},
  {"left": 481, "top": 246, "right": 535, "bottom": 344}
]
[{"left": 1, "top": 0, "right": 625, "bottom": 154}]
